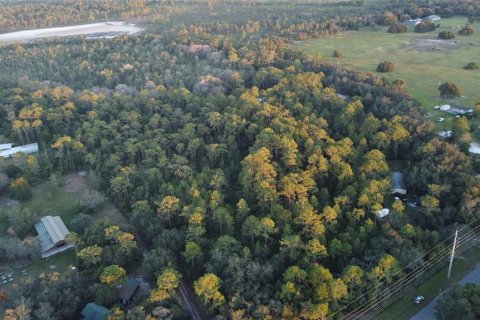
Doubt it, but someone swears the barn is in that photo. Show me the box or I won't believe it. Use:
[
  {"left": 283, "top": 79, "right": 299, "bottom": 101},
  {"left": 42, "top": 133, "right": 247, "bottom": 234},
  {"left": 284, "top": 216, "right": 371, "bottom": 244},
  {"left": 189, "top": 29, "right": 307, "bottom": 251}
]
[{"left": 35, "top": 216, "right": 74, "bottom": 258}]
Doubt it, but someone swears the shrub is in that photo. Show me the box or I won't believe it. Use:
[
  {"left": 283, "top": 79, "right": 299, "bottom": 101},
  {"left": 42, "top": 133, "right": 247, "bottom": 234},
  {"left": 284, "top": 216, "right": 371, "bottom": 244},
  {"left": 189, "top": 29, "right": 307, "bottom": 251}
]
[
  {"left": 459, "top": 24, "right": 475, "bottom": 36},
  {"left": 438, "top": 31, "right": 455, "bottom": 39},
  {"left": 388, "top": 23, "right": 407, "bottom": 33},
  {"left": 9, "top": 176, "right": 31, "bottom": 201},
  {"left": 382, "top": 11, "right": 398, "bottom": 26},
  {"left": 333, "top": 50, "right": 342, "bottom": 58},
  {"left": 415, "top": 20, "right": 436, "bottom": 33},
  {"left": 464, "top": 62, "right": 479, "bottom": 70},
  {"left": 439, "top": 82, "right": 462, "bottom": 98},
  {"left": 377, "top": 62, "right": 395, "bottom": 73}
]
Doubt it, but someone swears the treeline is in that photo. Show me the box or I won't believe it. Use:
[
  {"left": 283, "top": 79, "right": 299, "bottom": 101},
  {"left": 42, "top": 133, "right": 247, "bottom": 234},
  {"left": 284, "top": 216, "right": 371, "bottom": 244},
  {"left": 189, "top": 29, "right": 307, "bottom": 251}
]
[{"left": 0, "top": 0, "right": 180, "bottom": 33}]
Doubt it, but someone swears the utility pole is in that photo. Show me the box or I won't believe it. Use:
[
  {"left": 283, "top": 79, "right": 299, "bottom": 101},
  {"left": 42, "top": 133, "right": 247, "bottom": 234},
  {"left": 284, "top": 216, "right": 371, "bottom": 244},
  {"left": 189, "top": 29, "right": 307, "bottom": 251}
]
[{"left": 447, "top": 230, "right": 459, "bottom": 279}]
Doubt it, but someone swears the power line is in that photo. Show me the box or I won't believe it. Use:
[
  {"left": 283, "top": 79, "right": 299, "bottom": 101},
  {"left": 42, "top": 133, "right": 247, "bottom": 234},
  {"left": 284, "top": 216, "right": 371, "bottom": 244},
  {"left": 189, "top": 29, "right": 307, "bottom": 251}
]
[
  {"left": 328, "top": 216, "right": 480, "bottom": 319},
  {"left": 339, "top": 224, "right": 480, "bottom": 320},
  {"left": 358, "top": 241, "right": 477, "bottom": 320},
  {"left": 343, "top": 225, "right": 480, "bottom": 320}
]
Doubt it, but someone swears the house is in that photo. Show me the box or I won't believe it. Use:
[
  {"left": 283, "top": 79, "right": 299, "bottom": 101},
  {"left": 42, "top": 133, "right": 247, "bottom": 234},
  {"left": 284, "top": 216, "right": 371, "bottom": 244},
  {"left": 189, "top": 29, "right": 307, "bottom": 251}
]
[
  {"left": 450, "top": 107, "right": 474, "bottom": 116},
  {"left": 118, "top": 278, "right": 140, "bottom": 305},
  {"left": 391, "top": 171, "right": 407, "bottom": 195},
  {"left": 0, "top": 143, "right": 39, "bottom": 158},
  {"left": 81, "top": 303, "right": 110, "bottom": 320},
  {"left": 377, "top": 208, "right": 390, "bottom": 218},
  {"left": 404, "top": 18, "right": 422, "bottom": 26},
  {"left": 439, "top": 130, "right": 452, "bottom": 139},
  {"left": 424, "top": 15, "right": 441, "bottom": 21},
  {"left": 34, "top": 216, "right": 74, "bottom": 258}
]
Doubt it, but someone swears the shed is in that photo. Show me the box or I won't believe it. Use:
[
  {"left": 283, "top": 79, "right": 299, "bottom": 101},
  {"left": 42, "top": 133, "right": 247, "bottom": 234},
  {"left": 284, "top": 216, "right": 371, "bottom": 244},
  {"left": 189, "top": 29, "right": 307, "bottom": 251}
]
[
  {"left": 35, "top": 215, "right": 73, "bottom": 258},
  {"left": 118, "top": 278, "right": 140, "bottom": 305},
  {"left": 424, "top": 15, "right": 441, "bottom": 21},
  {"left": 377, "top": 208, "right": 390, "bottom": 218},
  {"left": 404, "top": 18, "right": 421, "bottom": 26},
  {"left": 81, "top": 303, "right": 110, "bottom": 320},
  {"left": 391, "top": 171, "right": 406, "bottom": 195}
]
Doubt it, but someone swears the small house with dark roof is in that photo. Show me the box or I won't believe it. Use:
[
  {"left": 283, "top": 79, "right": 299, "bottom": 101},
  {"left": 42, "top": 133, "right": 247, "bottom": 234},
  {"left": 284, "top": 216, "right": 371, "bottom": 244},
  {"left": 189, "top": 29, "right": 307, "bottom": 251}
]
[
  {"left": 81, "top": 303, "right": 110, "bottom": 320},
  {"left": 118, "top": 278, "right": 140, "bottom": 305},
  {"left": 391, "top": 172, "right": 406, "bottom": 195}
]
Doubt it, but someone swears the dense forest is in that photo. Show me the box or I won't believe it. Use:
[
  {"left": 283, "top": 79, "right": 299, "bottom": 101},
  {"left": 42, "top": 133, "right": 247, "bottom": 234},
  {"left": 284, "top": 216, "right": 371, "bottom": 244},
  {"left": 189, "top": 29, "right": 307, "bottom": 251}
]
[{"left": 1, "top": 0, "right": 480, "bottom": 319}]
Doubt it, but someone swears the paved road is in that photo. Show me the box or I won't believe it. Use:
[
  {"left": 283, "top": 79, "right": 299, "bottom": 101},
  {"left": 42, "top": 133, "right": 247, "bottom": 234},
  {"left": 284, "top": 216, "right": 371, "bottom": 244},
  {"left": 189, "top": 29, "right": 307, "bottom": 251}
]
[{"left": 410, "top": 264, "right": 480, "bottom": 320}]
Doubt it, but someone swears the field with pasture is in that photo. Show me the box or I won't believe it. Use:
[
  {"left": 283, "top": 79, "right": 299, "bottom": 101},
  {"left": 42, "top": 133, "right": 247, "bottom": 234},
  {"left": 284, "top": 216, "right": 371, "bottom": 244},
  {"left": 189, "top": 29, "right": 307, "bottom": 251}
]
[{"left": 298, "top": 17, "right": 480, "bottom": 118}]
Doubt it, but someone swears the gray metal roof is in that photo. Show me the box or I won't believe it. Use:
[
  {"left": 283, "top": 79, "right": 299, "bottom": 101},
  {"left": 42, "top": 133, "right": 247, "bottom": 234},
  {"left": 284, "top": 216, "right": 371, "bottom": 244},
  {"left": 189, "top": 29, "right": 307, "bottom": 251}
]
[
  {"left": 392, "top": 172, "right": 406, "bottom": 190},
  {"left": 35, "top": 216, "right": 69, "bottom": 253},
  {"left": 0, "top": 143, "right": 38, "bottom": 158},
  {"left": 0, "top": 143, "right": 13, "bottom": 151}
]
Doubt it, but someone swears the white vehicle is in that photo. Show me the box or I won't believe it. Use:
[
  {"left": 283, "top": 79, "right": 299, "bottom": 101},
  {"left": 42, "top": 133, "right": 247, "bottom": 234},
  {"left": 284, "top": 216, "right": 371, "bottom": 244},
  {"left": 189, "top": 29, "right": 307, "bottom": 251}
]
[
  {"left": 414, "top": 296, "right": 425, "bottom": 304},
  {"left": 437, "top": 118, "right": 445, "bottom": 122},
  {"left": 433, "top": 105, "right": 440, "bottom": 110}
]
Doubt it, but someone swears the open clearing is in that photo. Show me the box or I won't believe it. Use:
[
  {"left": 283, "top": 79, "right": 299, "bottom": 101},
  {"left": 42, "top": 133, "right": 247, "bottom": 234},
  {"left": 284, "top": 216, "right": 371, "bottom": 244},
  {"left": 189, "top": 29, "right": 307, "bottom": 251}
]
[
  {"left": 298, "top": 17, "right": 480, "bottom": 111},
  {"left": 0, "top": 21, "right": 143, "bottom": 43}
]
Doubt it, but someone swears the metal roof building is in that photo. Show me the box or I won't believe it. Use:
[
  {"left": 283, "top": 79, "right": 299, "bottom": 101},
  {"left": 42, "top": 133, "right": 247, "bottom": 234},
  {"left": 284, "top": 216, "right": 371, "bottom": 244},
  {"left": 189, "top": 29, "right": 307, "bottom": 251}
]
[
  {"left": 35, "top": 216, "right": 71, "bottom": 257},
  {"left": 0, "top": 143, "right": 39, "bottom": 158},
  {"left": 81, "top": 303, "right": 110, "bottom": 320},
  {"left": 392, "top": 171, "right": 407, "bottom": 195},
  {"left": 118, "top": 278, "right": 140, "bottom": 305},
  {"left": 0, "top": 143, "right": 13, "bottom": 151}
]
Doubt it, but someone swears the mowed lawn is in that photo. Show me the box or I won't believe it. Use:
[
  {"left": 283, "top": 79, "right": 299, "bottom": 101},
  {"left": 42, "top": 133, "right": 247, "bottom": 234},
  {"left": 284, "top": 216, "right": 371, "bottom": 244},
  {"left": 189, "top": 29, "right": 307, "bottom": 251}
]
[{"left": 298, "top": 17, "right": 480, "bottom": 111}]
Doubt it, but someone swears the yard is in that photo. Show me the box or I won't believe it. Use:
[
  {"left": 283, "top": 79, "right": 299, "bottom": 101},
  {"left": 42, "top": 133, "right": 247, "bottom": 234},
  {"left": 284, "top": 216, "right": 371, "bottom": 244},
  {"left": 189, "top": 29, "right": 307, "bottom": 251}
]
[
  {"left": 0, "top": 169, "right": 128, "bottom": 235},
  {"left": 0, "top": 169, "right": 128, "bottom": 310},
  {"left": 298, "top": 17, "right": 480, "bottom": 127}
]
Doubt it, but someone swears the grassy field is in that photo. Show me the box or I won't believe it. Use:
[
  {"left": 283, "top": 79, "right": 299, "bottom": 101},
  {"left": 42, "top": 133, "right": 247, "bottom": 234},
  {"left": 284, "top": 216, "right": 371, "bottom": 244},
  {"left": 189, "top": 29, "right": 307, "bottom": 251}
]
[
  {"left": 298, "top": 17, "right": 480, "bottom": 119},
  {"left": 375, "top": 245, "right": 480, "bottom": 320},
  {"left": 0, "top": 170, "right": 127, "bottom": 235}
]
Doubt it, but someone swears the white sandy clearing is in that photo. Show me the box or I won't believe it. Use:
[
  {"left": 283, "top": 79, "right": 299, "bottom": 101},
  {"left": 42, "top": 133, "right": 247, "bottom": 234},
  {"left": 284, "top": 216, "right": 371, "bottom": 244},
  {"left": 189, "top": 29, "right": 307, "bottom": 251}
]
[{"left": 0, "top": 21, "right": 143, "bottom": 43}]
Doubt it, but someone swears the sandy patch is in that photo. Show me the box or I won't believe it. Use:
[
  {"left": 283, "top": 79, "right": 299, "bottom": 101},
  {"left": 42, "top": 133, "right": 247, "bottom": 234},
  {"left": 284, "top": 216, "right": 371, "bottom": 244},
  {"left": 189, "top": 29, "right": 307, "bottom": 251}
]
[
  {"left": 410, "top": 38, "right": 459, "bottom": 52},
  {"left": 0, "top": 21, "right": 143, "bottom": 44},
  {"left": 64, "top": 171, "right": 87, "bottom": 193}
]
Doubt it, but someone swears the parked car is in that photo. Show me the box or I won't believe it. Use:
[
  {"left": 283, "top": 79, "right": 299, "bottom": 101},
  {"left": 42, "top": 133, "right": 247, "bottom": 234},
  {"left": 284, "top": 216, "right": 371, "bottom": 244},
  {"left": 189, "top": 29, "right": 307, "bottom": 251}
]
[
  {"left": 437, "top": 118, "right": 445, "bottom": 122},
  {"left": 414, "top": 295, "right": 425, "bottom": 304}
]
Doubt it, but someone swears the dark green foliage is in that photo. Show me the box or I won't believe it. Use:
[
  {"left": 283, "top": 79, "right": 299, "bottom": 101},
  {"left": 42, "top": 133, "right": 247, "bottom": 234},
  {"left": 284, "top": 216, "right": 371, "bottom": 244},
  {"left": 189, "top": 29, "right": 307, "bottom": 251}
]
[
  {"left": 438, "top": 31, "right": 455, "bottom": 39},
  {"left": 435, "top": 284, "right": 480, "bottom": 320},
  {"left": 377, "top": 61, "right": 395, "bottom": 72},
  {"left": 464, "top": 62, "right": 479, "bottom": 70},
  {"left": 439, "top": 82, "right": 462, "bottom": 97},
  {"left": 415, "top": 20, "right": 436, "bottom": 33}
]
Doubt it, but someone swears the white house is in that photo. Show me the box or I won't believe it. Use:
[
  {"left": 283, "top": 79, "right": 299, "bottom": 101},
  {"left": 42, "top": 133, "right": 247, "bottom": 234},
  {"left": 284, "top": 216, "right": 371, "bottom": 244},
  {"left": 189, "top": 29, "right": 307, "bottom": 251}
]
[{"left": 377, "top": 208, "right": 390, "bottom": 218}]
